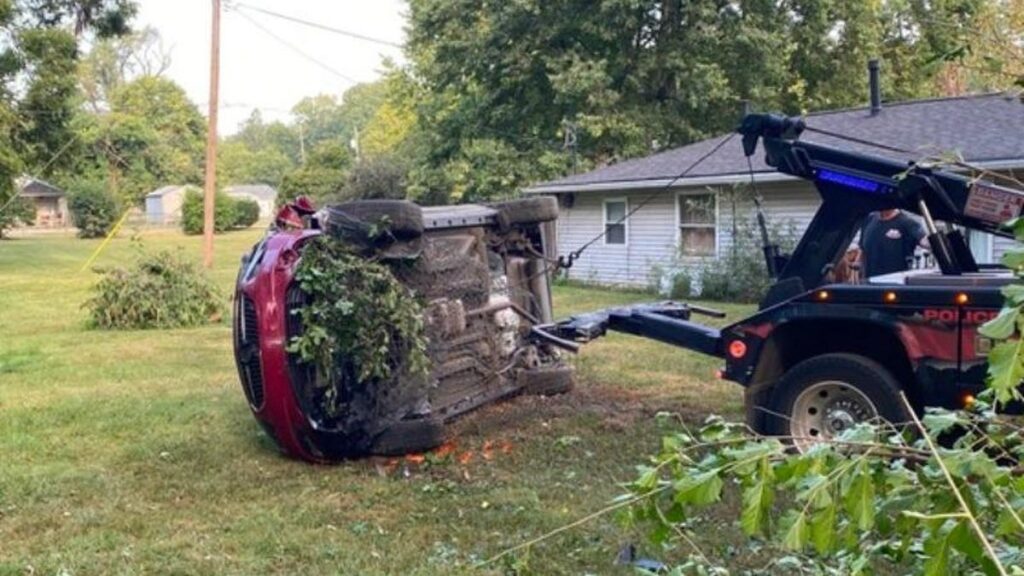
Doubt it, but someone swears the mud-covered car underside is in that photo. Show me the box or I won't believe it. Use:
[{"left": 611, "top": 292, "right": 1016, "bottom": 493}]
[{"left": 233, "top": 197, "right": 574, "bottom": 462}]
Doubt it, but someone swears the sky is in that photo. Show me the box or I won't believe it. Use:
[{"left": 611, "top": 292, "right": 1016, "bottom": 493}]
[{"left": 135, "top": 0, "right": 408, "bottom": 134}]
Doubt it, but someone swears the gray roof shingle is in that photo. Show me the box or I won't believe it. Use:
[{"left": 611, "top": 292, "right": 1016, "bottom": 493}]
[
  {"left": 528, "top": 93, "right": 1024, "bottom": 192},
  {"left": 17, "top": 177, "right": 64, "bottom": 198}
]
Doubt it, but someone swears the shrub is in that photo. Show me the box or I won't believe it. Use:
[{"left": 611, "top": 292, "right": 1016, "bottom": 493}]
[
  {"left": 287, "top": 235, "right": 428, "bottom": 419},
  {"left": 341, "top": 156, "right": 407, "bottom": 201},
  {"left": 181, "top": 187, "right": 237, "bottom": 235},
  {"left": 232, "top": 198, "right": 260, "bottom": 228},
  {"left": 278, "top": 167, "right": 347, "bottom": 207},
  {"left": 697, "top": 215, "right": 798, "bottom": 303},
  {"left": 0, "top": 190, "right": 34, "bottom": 239},
  {"left": 668, "top": 270, "right": 693, "bottom": 299},
  {"left": 68, "top": 181, "right": 120, "bottom": 238},
  {"left": 86, "top": 249, "right": 224, "bottom": 329}
]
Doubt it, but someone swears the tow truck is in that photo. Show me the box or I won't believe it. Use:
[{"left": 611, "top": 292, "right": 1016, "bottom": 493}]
[{"left": 539, "top": 113, "right": 1024, "bottom": 447}]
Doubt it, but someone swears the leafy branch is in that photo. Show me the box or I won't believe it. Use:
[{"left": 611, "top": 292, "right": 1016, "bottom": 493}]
[{"left": 287, "top": 235, "right": 429, "bottom": 418}]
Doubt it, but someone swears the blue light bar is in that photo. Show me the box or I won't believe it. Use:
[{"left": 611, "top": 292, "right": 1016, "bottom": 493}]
[{"left": 816, "top": 168, "right": 886, "bottom": 194}]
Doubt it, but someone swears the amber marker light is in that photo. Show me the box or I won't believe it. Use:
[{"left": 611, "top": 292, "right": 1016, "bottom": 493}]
[
  {"left": 883, "top": 291, "right": 898, "bottom": 303},
  {"left": 816, "top": 290, "right": 830, "bottom": 301},
  {"left": 962, "top": 393, "right": 976, "bottom": 408},
  {"left": 955, "top": 292, "right": 970, "bottom": 306}
]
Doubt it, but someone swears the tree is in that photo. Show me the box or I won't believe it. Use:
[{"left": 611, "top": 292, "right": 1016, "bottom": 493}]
[
  {"left": 0, "top": 0, "right": 134, "bottom": 236},
  {"left": 180, "top": 187, "right": 234, "bottom": 235},
  {"left": 67, "top": 178, "right": 119, "bottom": 238},
  {"left": 82, "top": 75, "right": 205, "bottom": 205},
  {"left": 217, "top": 139, "right": 292, "bottom": 188},
  {"left": 78, "top": 25, "right": 171, "bottom": 112},
  {"left": 342, "top": 155, "right": 407, "bottom": 201},
  {"left": 277, "top": 139, "right": 354, "bottom": 205},
  {"left": 292, "top": 81, "right": 389, "bottom": 154},
  {"left": 401, "top": 0, "right": 1019, "bottom": 202}
]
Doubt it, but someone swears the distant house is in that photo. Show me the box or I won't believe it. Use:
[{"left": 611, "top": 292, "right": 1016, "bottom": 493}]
[
  {"left": 145, "top": 185, "right": 190, "bottom": 225},
  {"left": 225, "top": 184, "right": 278, "bottom": 219},
  {"left": 526, "top": 91, "right": 1024, "bottom": 288},
  {"left": 17, "top": 177, "right": 68, "bottom": 228}
]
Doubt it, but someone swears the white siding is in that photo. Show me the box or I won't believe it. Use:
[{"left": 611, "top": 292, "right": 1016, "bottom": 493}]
[
  {"left": 555, "top": 182, "right": 821, "bottom": 287},
  {"left": 993, "top": 235, "right": 1022, "bottom": 264}
]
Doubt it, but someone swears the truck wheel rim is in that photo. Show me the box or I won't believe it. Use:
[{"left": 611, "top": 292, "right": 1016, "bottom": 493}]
[{"left": 790, "top": 380, "right": 877, "bottom": 451}]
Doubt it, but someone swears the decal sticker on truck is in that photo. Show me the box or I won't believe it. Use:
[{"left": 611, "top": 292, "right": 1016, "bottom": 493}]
[{"left": 965, "top": 181, "right": 1024, "bottom": 224}]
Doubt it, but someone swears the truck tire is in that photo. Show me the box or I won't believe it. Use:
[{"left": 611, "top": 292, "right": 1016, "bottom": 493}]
[
  {"left": 765, "top": 353, "right": 912, "bottom": 451},
  {"left": 518, "top": 365, "right": 575, "bottom": 396},
  {"left": 370, "top": 417, "right": 446, "bottom": 456},
  {"left": 493, "top": 197, "right": 558, "bottom": 231},
  {"left": 326, "top": 200, "right": 424, "bottom": 241}
]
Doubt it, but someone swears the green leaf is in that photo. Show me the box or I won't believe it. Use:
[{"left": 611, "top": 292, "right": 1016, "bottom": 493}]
[
  {"left": 635, "top": 465, "right": 659, "bottom": 492},
  {"left": 923, "top": 530, "right": 952, "bottom": 576},
  {"left": 673, "top": 470, "right": 724, "bottom": 506},
  {"left": 1002, "top": 284, "right": 1024, "bottom": 306},
  {"left": 986, "top": 339, "right": 1024, "bottom": 404},
  {"left": 922, "top": 410, "right": 962, "bottom": 436},
  {"left": 810, "top": 502, "right": 837, "bottom": 555},
  {"left": 843, "top": 464, "right": 875, "bottom": 532},
  {"left": 781, "top": 510, "right": 810, "bottom": 551},
  {"left": 795, "top": 473, "right": 833, "bottom": 509},
  {"left": 741, "top": 473, "right": 774, "bottom": 536},
  {"left": 980, "top": 307, "right": 1020, "bottom": 339},
  {"left": 948, "top": 520, "right": 999, "bottom": 576},
  {"left": 1003, "top": 250, "right": 1024, "bottom": 270}
]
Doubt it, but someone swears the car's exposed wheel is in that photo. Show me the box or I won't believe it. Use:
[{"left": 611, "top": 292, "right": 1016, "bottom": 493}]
[
  {"left": 766, "top": 353, "right": 911, "bottom": 452},
  {"left": 518, "top": 365, "right": 575, "bottom": 396},
  {"left": 370, "top": 417, "right": 446, "bottom": 456},
  {"left": 492, "top": 196, "right": 558, "bottom": 230},
  {"left": 326, "top": 200, "right": 424, "bottom": 241}
]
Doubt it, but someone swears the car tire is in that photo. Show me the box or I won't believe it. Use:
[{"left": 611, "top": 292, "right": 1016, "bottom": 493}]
[
  {"left": 370, "top": 417, "right": 446, "bottom": 455},
  {"left": 493, "top": 197, "right": 558, "bottom": 230},
  {"left": 326, "top": 200, "right": 424, "bottom": 241},
  {"left": 518, "top": 365, "right": 575, "bottom": 396},
  {"left": 765, "top": 353, "right": 911, "bottom": 450}
]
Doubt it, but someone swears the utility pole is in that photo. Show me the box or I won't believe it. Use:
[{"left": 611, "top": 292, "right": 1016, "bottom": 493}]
[{"left": 203, "top": 0, "right": 221, "bottom": 268}]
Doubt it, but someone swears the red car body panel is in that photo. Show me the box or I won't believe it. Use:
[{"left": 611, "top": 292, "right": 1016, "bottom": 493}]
[{"left": 234, "top": 229, "right": 326, "bottom": 461}]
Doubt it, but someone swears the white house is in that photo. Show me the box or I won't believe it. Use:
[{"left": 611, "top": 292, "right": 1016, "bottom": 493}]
[
  {"left": 526, "top": 92, "right": 1024, "bottom": 288},
  {"left": 144, "top": 185, "right": 190, "bottom": 225},
  {"left": 225, "top": 184, "right": 278, "bottom": 219}
]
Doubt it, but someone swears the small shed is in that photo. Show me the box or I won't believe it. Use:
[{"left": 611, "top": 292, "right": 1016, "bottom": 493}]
[
  {"left": 225, "top": 184, "right": 278, "bottom": 219},
  {"left": 144, "top": 185, "right": 189, "bottom": 225},
  {"left": 17, "top": 177, "right": 68, "bottom": 228}
]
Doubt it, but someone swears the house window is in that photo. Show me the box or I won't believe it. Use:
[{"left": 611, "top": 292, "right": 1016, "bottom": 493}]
[
  {"left": 604, "top": 198, "right": 628, "bottom": 245},
  {"left": 678, "top": 192, "right": 717, "bottom": 257}
]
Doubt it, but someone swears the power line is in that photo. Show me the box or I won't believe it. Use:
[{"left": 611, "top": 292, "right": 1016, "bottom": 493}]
[
  {"left": 227, "top": 7, "right": 359, "bottom": 85},
  {"left": 229, "top": 2, "right": 403, "bottom": 49}
]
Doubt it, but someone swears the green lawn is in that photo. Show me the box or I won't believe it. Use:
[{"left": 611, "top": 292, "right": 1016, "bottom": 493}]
[{"left": 0, "top": 228, "right": 754, "bottom": 575}]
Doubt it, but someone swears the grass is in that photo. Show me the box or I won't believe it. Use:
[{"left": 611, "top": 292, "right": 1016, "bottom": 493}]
[{"left": 0, "top": 228, "right": 756, "bottom": 575}]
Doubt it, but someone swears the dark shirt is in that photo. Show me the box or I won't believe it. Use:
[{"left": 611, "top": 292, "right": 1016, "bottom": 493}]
[{"left": 860, "top": 212, "right": 926, "bottom": 277}]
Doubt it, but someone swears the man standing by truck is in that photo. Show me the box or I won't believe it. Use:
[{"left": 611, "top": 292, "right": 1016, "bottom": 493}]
[{"left": 859, "top": 208, "right": 928, "bottom": 277}]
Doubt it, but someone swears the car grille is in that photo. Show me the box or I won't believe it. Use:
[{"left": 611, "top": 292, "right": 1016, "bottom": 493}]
[{"left": 235, "top": 294, "right": 265, "bottom": 409}]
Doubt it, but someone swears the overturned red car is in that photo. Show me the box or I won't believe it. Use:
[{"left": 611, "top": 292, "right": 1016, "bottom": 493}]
[{"left": 233, "top": 197, "right": 574, "bottom": 462}]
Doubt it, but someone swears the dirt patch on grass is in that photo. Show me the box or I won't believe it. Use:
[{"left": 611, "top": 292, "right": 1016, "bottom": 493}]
[{"left": 452, "top": 383, "right": 709, "bottom": 441}]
